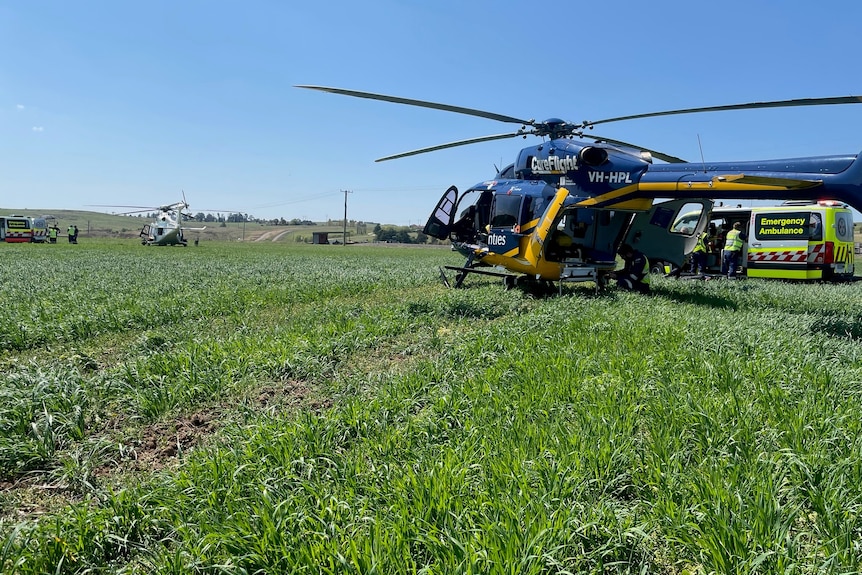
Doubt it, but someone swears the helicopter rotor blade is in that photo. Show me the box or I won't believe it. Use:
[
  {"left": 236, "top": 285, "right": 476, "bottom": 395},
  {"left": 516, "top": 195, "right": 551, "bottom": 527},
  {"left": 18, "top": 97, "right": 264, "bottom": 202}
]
[
  {"left": 88, "top": 204, "right": 155, "bottom": 210},
  {"left": 296, "top": 85, "right": 534, "bottom": 126},
  {"left": 88, "top": 205, "right": 159, "bottom": 216},
  {"left": 375, "top": 132, "right": 528, "bottom": 162},
  {"left": 584, "top": 95, "right": 862, "bottom": 128},
  {"left": 299, "top": 86, "right": 862, "bottom": 165},
  {"left": 581, "top": 134, "right": 688, "bottom": 164}
]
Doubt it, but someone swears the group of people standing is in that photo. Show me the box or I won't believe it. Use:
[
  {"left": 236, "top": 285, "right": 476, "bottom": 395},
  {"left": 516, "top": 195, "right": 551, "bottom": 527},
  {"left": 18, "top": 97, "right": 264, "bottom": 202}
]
[
  {"left": 46, "top": 224, "right": 79, "bottom": 243},
  {"left": 689, "top": 221, "right": 746, "bottom": 278}
]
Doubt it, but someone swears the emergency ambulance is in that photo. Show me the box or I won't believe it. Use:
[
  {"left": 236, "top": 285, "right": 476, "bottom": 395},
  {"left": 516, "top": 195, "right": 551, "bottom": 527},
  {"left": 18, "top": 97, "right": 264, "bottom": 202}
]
[
  {"left": 674, "top": 201, "right": 855, "bottom": 280},
  {"left": 0, "top": 215, "right": 34, "bottom": 242},
  {"left": 746, "top": 201, "right": 855, "bottom": 280}
]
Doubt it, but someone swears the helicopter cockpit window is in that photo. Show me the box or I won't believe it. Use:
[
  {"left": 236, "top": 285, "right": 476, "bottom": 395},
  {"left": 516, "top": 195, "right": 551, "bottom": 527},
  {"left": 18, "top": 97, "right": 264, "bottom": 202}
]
[
  {"left": 455, "top": 190, "right": 483, "bottom": 221},
  {"left": 668, "top": 203, "right": 706, "bottom": 235},
  {"left": 490, "top": 194, "right": 522, "bottom": 228},
  {"left": 448, "top": 189, "right": 492, "bottom": 241},
  {"left": 497, "top": 163, "right": 515, "bottom": 179}
]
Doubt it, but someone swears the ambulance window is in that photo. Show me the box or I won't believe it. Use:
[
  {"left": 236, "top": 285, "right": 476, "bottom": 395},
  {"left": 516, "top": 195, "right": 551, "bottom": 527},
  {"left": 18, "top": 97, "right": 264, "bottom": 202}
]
[
  {"left": 834, "top": 212, "right": 853, "bottom": 241},
  {"left": 669, "top": 203, "right": 705, "bottom": 235},
  {"left": 808, "top": 213, "right": 823, "bottom": 241}
]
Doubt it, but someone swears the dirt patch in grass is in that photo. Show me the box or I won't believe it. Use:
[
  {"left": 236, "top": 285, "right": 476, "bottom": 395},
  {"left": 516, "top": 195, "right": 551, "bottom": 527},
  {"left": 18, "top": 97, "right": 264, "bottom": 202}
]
[
  {"left": 130, "top": 408, "right": 220, "bottom": 471},
  {"left": 127, "top": 379, "right": 329, "bottom": 472},
  {"left": 0, "top": 378, "right": 333, "bottom": 525},
  {"left": 252, "top": 378, "right": 330, "bottom": 412}
]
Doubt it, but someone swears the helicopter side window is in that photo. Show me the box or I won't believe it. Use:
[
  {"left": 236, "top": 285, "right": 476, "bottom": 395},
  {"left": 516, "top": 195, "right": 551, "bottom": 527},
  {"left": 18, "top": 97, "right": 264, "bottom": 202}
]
[
  {"left": 668, "top": 203, "right": 706, "bottom": 236},
  {"left": 568, "top": 209, "right": 593, "bottom": 239},
  {"left": 490, "top": 194, "right": 522, "bottom": 228},
  {"left": 546, "top": 208, "right": 595, "bottom": 262},
  {"left": 530, "top": 196, "right": 549, "bottom": 223}
]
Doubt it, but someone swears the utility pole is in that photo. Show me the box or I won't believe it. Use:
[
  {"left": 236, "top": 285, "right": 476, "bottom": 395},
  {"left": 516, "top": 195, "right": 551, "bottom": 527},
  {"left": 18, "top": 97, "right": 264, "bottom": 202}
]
[{"left": 342, "top": 189, "right": 352, "bottom": 245}]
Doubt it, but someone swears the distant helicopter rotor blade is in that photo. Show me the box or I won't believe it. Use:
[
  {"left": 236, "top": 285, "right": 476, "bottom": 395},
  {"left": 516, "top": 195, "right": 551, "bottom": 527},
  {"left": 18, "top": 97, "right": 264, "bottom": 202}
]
[
  {"left": 88, "top": 204, "right": 158, "bottom": 216},
  {"left": 582, "top": 134, "right": 688, "bottom": 164},
  {"left": 375, "top": 132, "right": 528, "bottom": 162},
  {"left": 296, "top": 85, "right": 534, "bottom": 126},
  {"left": 88, "top": 204, "right": 155, "bottom": 209},
  {"left": 585, "top": 95, "right": 862, "bottom": 128}
]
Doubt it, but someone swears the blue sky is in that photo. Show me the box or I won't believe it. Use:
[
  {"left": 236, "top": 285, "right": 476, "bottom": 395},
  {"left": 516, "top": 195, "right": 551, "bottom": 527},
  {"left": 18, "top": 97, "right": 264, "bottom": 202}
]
[{"left": 2, "top": 0, "right": 862, "bottom": 224}]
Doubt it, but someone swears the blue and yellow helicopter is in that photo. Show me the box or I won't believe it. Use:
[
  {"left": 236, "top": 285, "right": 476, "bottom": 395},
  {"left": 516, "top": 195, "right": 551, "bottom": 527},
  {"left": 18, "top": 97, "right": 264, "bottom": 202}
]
[{"left": 298, "top": 86, "right": 862, "bottom": 288}]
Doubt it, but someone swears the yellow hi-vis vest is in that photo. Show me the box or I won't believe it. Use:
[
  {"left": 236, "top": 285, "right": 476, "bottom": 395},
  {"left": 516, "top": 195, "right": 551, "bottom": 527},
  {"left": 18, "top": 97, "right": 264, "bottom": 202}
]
[
  {"left": 724, "top": 229, "right": 744, "bottom": 251},
  {"left": 693, "top": 232, "right": 708, "bottom": 253},
  {"left": 641, "top": 257, "right": 651, "bottom": 285}
]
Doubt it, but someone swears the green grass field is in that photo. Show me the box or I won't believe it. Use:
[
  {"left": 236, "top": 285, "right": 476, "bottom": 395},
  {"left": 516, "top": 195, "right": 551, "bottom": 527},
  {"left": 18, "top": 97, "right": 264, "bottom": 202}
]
[{"left": 1, "top": 240, "right": 861, "bottom": 574}]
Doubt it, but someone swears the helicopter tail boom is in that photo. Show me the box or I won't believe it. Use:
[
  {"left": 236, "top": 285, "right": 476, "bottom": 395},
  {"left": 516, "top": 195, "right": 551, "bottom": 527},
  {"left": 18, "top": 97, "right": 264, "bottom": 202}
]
[{"left": 577, "top": 152, "right": 862, "bottom": 213}]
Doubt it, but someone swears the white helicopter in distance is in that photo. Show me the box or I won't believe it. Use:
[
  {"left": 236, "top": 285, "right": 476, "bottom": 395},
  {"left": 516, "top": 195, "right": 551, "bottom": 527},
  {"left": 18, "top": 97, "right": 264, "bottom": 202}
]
[
  {"left": 97, "top": 196, "right": 207, "bottom": 246},
  {"left": 138, "top": 200, "right": 207, "bottom": 246}
]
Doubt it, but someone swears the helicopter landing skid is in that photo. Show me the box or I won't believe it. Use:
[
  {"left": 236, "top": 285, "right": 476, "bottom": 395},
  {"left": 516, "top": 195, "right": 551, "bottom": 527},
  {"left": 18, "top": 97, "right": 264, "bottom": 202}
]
[
  {"left": 559, "top": 262, "right": 613, "bottom": 295},
  {"left": 440, "top": 265, "right": 518, "bottom": 289}
]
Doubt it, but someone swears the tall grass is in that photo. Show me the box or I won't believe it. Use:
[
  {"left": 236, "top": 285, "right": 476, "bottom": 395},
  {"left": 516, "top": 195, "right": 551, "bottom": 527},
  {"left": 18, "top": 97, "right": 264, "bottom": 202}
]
[{"left": 1, "top": 241, "right": 861, "bottom": 573}]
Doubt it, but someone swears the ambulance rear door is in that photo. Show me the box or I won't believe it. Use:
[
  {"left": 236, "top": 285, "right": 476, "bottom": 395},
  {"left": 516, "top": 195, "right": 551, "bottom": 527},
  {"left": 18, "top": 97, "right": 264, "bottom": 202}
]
[{"left": 826, "top": 207, "right": 855, "bottom": 279}]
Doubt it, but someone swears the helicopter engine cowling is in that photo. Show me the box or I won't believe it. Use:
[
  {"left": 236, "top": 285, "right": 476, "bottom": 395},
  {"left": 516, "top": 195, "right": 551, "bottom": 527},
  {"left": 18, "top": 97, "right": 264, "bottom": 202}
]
[{"left": 579, "top": 146, "right": 609, "bottom": 167}]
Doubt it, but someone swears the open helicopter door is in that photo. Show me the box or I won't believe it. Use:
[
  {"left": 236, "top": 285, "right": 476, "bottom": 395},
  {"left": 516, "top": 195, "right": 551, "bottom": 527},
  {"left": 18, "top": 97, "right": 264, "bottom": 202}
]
[
  {"left": 624, "top": 199, "right": 713, "bottom": 273},
  {"left": 423, "top": 186, "right": 458, "bottom": 240}
]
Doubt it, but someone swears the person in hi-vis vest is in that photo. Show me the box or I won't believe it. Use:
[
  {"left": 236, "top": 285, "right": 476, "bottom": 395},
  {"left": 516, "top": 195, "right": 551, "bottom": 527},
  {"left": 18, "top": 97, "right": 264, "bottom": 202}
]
[{"left": 721, "top": 222, "right": 746, "bottom": 278}]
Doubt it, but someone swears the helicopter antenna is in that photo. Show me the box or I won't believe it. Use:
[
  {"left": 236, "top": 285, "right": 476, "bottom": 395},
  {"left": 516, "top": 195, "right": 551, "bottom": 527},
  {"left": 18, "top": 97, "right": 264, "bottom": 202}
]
[{"left": 697, "top": 134, "right": 706, "bottom": 173}]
